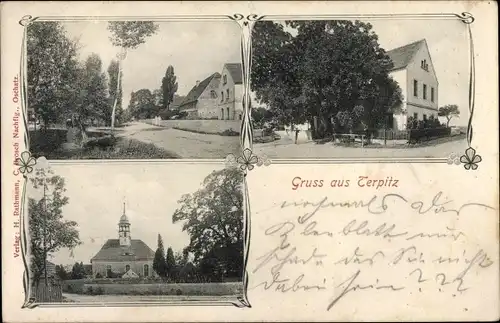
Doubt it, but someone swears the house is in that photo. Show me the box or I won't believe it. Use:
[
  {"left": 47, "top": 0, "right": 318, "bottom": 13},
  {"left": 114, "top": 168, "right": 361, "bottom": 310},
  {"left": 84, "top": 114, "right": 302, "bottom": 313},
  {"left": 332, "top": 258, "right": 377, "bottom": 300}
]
[
  {"left": 217, "top": 63, "right": 244, "bottom": 120},
  {"left": 90, "top": 204, "right": 156, "bottom": 278},
  {"left": 178, "top": 73, "right": 221, "bottom": 119},
  {"left": 387, "top": 39, "right": 439, "bottom": 130}
]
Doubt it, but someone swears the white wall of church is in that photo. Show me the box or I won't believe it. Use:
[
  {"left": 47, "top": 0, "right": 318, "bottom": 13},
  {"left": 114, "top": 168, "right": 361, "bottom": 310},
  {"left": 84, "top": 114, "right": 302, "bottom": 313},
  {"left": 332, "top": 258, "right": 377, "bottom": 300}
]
[{"left": 92, "top": 260, "right": 155, "bottom": 278}]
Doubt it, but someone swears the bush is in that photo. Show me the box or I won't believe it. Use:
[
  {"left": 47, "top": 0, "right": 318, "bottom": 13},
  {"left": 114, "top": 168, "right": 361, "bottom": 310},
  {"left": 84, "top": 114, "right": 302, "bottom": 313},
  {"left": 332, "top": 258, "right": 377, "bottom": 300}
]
[
  {"left": 408, "top": 127, "right": 451, "bottom": 143},
  {"left": 220, "top": 128, "right": 239, "bottom": 136}
]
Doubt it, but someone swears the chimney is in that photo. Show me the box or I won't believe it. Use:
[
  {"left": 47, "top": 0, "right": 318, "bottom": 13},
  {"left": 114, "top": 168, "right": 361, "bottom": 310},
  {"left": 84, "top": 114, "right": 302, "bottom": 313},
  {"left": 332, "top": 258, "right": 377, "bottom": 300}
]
[{"left": 196, "top": 80, "right": 200, "bottom": 87}]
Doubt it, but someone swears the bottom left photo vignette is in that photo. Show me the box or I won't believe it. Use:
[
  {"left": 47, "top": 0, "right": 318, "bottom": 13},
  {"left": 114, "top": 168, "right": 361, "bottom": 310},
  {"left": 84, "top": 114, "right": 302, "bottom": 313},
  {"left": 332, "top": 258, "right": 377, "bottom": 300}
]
[{"left": 18, "top": 160, "right": 250, "bottom": 308}]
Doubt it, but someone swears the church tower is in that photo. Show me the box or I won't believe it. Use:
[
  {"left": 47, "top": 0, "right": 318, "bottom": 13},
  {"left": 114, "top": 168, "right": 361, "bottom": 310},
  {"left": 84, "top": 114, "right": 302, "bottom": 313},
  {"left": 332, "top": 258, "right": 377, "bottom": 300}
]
[{"left": 118, "top": 203, "right": 131, "bottom": 246}]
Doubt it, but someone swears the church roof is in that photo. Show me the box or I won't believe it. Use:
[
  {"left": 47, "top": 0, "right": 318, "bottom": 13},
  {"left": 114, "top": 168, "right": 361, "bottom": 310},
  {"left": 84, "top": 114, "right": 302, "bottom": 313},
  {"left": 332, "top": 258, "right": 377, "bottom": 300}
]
[
  {"left": 90, "top": 239, "right": 155, "bottom": 262},
  {"left": 387, "top": 39, "right": 426, "bottom": 71}
]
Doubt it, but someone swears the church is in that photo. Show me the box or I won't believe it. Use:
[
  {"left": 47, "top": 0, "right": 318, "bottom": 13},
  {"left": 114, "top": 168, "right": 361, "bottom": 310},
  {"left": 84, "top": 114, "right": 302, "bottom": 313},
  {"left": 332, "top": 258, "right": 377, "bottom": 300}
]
[{"left": 90, "top": 204, "right": 156, "bottom": 278}]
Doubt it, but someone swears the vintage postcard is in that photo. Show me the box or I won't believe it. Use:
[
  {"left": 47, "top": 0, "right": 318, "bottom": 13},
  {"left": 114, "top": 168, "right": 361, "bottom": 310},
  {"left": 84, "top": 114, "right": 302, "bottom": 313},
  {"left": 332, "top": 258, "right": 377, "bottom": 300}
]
[{"left": 1, "top": 1, "right": 498, "bottom": 322}]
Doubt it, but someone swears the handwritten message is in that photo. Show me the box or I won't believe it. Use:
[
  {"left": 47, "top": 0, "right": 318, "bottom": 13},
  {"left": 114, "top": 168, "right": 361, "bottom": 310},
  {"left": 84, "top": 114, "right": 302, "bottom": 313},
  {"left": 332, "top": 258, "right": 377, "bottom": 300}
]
[{"left": 249, "top": 189, "right": 496, "bottom": 312}]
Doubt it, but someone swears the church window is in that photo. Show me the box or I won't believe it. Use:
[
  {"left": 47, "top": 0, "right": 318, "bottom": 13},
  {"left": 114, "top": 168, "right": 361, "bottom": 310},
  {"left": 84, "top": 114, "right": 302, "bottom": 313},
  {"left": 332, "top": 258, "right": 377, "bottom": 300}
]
[
  {"left": 143, "top": 264, "right": 149, "bottom": 277},
  {"left": 221, "top": 91, "right": 224, "bottom": 102},
  {"left": 226, "top": 89, "right": 230, "bottom": 101}
]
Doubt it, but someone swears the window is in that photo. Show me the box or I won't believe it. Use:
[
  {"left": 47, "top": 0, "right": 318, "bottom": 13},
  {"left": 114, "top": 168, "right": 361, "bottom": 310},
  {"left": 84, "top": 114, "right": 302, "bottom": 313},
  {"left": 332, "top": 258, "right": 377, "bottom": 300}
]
[
  {"left": 106, "top": 265, "right": 112, "bottom": 278},
  {"left": 431, "top": 87, "right": 435, "bottom": 102},
  {"left": 226, "top": 107, "right": 230, "bottom": 120},
  {"left": 239, "top": 114, "right": 242, "bottom": 120},
  {"left": 210, "top": 90, "right": 217, "bottom": 99},
  {"left": 223, "top": 75, "right": 227, "bottom": 85},
  {"left": 221, "top": 92, "right": 224, "bottom": 103},
  {"left": 143, "top": 264, "right": 149, "bottom": 277},
  {"left": 226, "top": 89, "right": 230, "bottom": 101},
  {"left": 221, "top": 108, "right": 224, "bottom": 120},
  {"left": 421, "top": 59, "right": 429, "bottom": 71},
  {"left": 423, "top": 84, "right": 427, "bottom": 100},
  {"left": 125, "top": 265, "right": 130, "bottom": 272},
  {"left": 413, "top": 80, "right": 418, "bottom": 97},
  {"left": 413, "top": 113, "right": 418, "bottom": 120},
  {"left": 423, "top": 114, "right": 428, "bottom": 122}
]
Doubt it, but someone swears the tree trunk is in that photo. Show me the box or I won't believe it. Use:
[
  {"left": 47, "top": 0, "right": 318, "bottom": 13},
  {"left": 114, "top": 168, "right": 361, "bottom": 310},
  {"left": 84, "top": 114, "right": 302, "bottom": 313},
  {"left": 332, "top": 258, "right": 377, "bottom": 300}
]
[{"left": 111, "top": 52, "right": 125, "bottom": 132}]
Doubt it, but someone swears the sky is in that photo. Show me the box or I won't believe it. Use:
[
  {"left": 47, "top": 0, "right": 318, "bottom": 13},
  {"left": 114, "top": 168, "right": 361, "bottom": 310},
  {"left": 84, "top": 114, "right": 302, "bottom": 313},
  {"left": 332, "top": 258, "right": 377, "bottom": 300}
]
[
  {"left": 27, "top": 163, "right": 227, "bottom": 266},
  {"left": 64, "top": 21, "right": 242, "bottom": 108}
]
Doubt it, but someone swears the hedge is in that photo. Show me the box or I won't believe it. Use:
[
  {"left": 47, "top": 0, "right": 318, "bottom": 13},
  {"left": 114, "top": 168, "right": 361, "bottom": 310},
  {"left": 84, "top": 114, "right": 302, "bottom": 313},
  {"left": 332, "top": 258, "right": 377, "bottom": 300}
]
[
  {"left": 408, "top": 127, "right": 451, "bottom": 143},
  {"left": 62, "top": 280, "right": 243, "bottom": 296}
]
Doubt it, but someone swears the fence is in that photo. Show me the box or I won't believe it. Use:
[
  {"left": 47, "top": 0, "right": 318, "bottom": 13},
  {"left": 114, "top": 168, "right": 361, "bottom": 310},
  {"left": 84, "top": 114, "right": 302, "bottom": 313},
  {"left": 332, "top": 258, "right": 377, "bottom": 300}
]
[
  {"left": 372, "top": 129, "right": 409, "bottom": 141},
  {"left": 33, "top": 282, "right": 63, "bottom": 302}
]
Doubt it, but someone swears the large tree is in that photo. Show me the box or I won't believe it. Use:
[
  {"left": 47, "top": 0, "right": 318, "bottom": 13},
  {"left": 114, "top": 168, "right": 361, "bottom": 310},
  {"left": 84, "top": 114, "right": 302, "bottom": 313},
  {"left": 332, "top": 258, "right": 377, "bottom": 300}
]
[
  {"left": 28, "top": 168, "right": 81, "bottom": 285},
  {"left": 76, "top": 53, "right": 110, "bottom": 128},
  {"left": 127, "top": 89, "right": 156, "bottom": 119},
  {"left": 251, "top": 20, "right": 403, "bottom": 139},
  {"left": 153, "top": 234, "right": 167, "bottom": 278},
  {"left": 438, "top": 104, "right": 460, "bottom": 127},
  {"left": 27, "top": 22, "right": 81, "bottom": 128},
  {"left": 107, "top": 21, "right": 159, "bottom": 130},
  {"left": 172, "top": 168, "right": 244, "bottom": 280},
  {"left": 161, "top": 65, "right": 179, "bottom": 111}
]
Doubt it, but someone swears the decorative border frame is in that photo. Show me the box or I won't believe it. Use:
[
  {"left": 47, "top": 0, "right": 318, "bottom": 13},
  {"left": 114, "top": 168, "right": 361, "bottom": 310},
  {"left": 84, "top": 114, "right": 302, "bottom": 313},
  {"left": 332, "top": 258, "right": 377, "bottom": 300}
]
[
  {"left": 230, "top": 12, "right": 480, "bottom": 170},
  {"left": 15, "top": 10, "right": 480, "bottom": 310}
]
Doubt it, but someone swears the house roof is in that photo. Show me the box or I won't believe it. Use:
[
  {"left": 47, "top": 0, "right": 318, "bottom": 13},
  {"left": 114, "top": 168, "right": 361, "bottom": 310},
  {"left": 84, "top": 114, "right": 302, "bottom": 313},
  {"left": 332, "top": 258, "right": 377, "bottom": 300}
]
[
  {"left": 179, "top": 72, "right": 221, "bottom": 107},
  {"left": 90, "top": 239, "right": 155, "bottom": 262},
  {"left": 169, "top": 95, "right": 185, "bottom": 109},
  {"left": 387, "top": 39, "right": 425, "bottom": 71},
  {"left": 224, "top": 63, "right": 243, "bottom": 84}
]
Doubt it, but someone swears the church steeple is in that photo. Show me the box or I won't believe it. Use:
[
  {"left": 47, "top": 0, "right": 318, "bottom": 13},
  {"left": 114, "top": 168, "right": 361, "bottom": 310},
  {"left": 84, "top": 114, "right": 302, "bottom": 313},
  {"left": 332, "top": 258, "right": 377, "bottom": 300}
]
[{"left": 118, "top": 203, "right": 131, "bottom": 246}]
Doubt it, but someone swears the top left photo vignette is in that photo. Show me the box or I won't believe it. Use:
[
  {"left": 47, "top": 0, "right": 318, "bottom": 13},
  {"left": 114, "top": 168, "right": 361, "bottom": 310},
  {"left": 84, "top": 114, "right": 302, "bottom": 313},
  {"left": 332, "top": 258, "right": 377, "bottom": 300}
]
[{"left": 25, "top": 18, "right": 243, "bottom": 160}]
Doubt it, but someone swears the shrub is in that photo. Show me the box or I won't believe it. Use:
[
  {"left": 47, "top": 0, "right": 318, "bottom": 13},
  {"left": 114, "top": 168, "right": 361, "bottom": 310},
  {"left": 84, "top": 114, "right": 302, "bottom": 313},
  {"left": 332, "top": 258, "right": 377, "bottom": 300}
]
[
  {"left": 220, "top": 128, "right": 239, "bottom": 136},
  {"left": 408, "top": 127, "right": 451, "bottom": 143}
]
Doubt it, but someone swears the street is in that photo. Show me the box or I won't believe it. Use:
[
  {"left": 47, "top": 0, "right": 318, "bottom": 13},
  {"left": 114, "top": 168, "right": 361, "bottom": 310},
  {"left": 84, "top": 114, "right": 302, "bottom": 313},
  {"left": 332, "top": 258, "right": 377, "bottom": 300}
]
[
  {"left": 62, "top": 293, "right": 240, "bottom": 303},
  {"left": 253, "top": 137, "right": 467, "bottom": 159},
  {"left": 118, "top": 122, "right": 241, "bottom": 159}
]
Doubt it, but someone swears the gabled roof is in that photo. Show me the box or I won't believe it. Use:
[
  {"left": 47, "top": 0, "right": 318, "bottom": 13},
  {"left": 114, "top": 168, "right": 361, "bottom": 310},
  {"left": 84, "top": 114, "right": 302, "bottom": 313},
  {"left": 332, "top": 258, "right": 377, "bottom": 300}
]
[
  {"left": 169, "top": 95, "right": 185, "bottom": 109},
  {"left": 223, "top": 63, "right": 243, "bottom": 84},
  {"left": 90, "top": 239, "right": 155, "bottom": 262},
  {"left": 179, "top": 73, "right": 221, "bottom": 107},
  {"left": 387, "top": 39, "right": 426, "bottom": 71}
]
